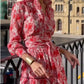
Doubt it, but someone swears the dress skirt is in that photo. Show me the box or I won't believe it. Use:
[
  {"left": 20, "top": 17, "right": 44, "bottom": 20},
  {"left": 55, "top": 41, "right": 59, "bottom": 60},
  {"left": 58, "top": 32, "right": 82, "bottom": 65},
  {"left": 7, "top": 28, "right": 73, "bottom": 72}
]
[{"left": 19, "top": 41, "right": 68, "bottom": 84}]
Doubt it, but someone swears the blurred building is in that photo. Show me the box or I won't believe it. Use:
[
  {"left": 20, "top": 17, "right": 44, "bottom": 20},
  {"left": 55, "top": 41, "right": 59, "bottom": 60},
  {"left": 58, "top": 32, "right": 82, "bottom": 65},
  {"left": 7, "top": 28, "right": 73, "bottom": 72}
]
[
  {"left": 2, "top": 0, "right": 84, "bottom": 35},
  {"left": 7, "top": 0, "right": 17, "bottom": 19},
  {"left": 52, "top": 0, "right": 84, "bottom": 35}
]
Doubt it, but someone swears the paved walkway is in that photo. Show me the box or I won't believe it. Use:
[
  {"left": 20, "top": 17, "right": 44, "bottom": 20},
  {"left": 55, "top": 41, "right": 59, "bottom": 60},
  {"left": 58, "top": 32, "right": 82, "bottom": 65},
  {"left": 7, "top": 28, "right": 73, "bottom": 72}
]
[
  {"left": 53, "top": 33, "right": 84, "bottom": 38},
  {"left": 52, "top": 33, "right": 84, "bottom": 45}
]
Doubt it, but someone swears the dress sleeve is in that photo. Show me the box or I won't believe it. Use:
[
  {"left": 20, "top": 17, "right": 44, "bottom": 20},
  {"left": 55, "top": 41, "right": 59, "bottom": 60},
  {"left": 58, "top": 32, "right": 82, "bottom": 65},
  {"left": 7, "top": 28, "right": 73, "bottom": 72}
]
[{"left": 7, "top": 3, "right": 27, "bottom": 57}]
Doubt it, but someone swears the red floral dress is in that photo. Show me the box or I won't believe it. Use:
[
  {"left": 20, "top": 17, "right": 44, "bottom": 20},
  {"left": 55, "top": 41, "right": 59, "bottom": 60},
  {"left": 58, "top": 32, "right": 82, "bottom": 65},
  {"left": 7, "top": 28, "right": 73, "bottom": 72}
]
[{"left": 7, "top": 0, "right": 68, "bottom": 84}]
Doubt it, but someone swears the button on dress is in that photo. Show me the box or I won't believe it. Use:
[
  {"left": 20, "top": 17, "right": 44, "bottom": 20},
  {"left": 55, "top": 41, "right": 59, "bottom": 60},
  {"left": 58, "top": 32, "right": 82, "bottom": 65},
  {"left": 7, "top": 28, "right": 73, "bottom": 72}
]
[{"left": 7, "top": 0, "right": 68, "bottom": 84}]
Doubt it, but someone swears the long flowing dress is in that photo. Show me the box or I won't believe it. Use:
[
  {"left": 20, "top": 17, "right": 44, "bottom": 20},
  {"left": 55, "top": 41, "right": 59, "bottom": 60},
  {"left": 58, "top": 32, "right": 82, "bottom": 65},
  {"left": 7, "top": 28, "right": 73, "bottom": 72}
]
[{"left": 7, "top": 0, "right": 68, "bottom": 84}]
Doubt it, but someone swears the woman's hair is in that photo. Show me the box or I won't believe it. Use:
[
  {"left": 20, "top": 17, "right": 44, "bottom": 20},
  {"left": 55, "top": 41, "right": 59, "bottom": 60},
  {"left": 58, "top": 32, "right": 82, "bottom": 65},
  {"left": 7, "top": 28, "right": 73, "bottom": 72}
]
[
  {"left": 23, "top": 0, "right": 52, "bottom": 6},
  {"left": 43, "top": 0, "right": 52, "bottom": 5}
]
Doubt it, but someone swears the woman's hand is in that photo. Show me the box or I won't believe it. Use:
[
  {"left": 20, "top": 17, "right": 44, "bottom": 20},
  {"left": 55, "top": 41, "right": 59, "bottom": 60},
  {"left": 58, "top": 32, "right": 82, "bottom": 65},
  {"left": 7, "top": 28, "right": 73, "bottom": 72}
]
[
  {"left": 64, "top": 51, "right": 80, "bottom": 68},
  {"left": 21, "top": 53, "right": 50, "bottom": 78},
  {"left": 30, "top": 61, "right": 49, "bottom": 78},
  {"left": 59, "top": 48, "right": 80, "bottom": 68}
]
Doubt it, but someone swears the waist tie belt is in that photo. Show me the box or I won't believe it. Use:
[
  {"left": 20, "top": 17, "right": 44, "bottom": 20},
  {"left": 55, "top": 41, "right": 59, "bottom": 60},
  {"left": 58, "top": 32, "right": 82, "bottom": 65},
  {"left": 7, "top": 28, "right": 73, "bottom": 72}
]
[
  {"left": 25, "top": 37, "right": 53, "bottom": 65},
  {"left": 24, "top": 36, "right": 52, "bottom": 48}
]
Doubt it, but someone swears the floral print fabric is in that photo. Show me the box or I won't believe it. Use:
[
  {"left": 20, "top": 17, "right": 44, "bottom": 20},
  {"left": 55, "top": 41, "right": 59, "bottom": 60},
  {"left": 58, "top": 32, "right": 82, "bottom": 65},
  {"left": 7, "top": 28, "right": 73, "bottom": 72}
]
[{"left": 7, "top": 0, "right": 68, "bottom": 84}]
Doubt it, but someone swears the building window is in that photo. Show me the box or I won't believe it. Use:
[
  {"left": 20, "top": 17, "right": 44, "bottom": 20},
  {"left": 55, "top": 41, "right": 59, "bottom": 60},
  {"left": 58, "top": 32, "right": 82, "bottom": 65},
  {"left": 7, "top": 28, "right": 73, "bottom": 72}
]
[
  {"left": 81, "top": 20, "right": 84, "bottom": 23},
  {"left": 61, "top": 5, "right": 63, "bottom": 11},
  {"left": 58, "top": 5, "right": 60, "bottom": 11},
  {"left": 76, "top": 20, "right": 79, "bottom": 23},
  {"left": 70, "top": 4, "right": 72, "bottom": 11},
  {"left": 77, "top": 7, "right": 79, "bottom": 13},
  {"left": 7, "top": 0, "right": 16, "bottom": 19},
  {"left": 57, "top": 19, "right": 62, "bottom": 30},
  {"left": 55, "top": 4, "right": 63, "bottom": 12},
  {"left": 82, "top": 7, "right": 84, "bottom": 14},
  {"left": 55, "top": 5, "right": 58, "bottom": 11}
]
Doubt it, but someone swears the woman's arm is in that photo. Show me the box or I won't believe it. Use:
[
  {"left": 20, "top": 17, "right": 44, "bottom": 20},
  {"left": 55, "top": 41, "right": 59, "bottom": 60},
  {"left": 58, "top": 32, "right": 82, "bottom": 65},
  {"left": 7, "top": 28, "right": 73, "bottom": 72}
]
[
  {"left": 7, "top": 3, "right": 27, "bottom": 57},
  {"left": 7, "top": 3, "right": 49, "bottom": 78},
  {"left": 59, "top": 48, "right": 80, "bottom": 68}
]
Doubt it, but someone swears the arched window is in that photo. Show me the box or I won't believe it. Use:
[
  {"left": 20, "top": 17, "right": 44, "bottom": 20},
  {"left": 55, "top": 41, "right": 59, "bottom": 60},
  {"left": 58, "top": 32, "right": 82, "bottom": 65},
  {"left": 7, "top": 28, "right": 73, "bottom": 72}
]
[
  {"left": 61, "top": 5, "right": 63, "bottom": 11},
  {"left": 77, "top": 7, "right": 79, "bottom": 13},
  {"left": 57, "top": 19, "right": 62, "bottom": 30},
  {"left": 55, "top": 5, "right": 58, "bottom": 11},
  {"left": 58, "top": 5, "right": 60, "bottom": 11}
]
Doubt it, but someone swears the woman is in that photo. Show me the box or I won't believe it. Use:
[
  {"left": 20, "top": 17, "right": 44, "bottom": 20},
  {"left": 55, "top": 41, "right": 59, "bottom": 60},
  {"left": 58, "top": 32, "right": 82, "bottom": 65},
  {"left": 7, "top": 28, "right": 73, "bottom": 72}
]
[{"left": 7, "top": 0, "right": 80, "bottom": 84}]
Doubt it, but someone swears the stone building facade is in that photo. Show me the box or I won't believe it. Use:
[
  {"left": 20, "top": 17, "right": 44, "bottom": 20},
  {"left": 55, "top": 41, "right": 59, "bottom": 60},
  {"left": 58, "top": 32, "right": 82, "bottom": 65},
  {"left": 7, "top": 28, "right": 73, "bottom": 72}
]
[{"left": 52, "top": 0, "right": 84, "bottom": 35}]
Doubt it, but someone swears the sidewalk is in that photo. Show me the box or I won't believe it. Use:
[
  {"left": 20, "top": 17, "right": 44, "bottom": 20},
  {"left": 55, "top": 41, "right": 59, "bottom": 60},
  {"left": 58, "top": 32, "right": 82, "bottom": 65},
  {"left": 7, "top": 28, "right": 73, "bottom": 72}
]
[
  {"left": 52, "top": 33, "right": 84, "bottom": 46},
  {"left": 53, "top": 33, "right": 84, "bottom": 38}
]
